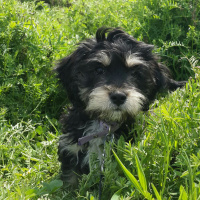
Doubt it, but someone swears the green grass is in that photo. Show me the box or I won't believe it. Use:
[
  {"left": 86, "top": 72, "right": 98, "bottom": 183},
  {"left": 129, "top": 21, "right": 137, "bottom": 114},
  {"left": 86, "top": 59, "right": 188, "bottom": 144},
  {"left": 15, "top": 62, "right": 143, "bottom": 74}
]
[{"left": 0, "top": 0, "right": 200, "bottom": 199}]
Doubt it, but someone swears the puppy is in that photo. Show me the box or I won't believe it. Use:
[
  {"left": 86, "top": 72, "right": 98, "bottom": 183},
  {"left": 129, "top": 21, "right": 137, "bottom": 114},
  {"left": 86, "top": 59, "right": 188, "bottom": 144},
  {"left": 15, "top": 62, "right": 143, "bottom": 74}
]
[{"left": 55, "top": 27, "right": 186, "bottom": 185}]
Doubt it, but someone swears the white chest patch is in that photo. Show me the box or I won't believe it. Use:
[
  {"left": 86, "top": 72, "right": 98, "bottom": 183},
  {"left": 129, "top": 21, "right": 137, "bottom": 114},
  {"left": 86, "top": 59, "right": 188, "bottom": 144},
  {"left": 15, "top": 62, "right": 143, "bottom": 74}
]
[{"left": 82, "top": 120, "right": 105, "bottom": 167}]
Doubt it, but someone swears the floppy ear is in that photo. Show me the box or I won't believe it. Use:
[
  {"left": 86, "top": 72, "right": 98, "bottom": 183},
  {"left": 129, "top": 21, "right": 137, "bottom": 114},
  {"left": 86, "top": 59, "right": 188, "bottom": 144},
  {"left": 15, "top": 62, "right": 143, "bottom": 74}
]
[
  {"left": 55, "top": 53, "right": 80, "bottom": 105},
  {"left": 155, "top": 63, "right": 187, "bottom": 92},
  {"left": 55, "top": 38, "right": 97, "bottom": 107},
  {"left": 166, "top": 78, "right": 187, "bottom": 91}
]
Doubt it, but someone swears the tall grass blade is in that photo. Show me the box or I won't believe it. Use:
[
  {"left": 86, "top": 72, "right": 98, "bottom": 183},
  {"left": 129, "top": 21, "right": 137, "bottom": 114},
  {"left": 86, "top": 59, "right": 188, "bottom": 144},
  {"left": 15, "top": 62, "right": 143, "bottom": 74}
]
[
  {"left": 151, "top": 183, "right": 161, "bottom": 200},
  {"left": 113, "top": 150, "right": 153, "bottom": 199},
  {"left": 178, "top": 185, "right": 188, "bottom": 200},
  {"left": 112, "top": 150, "right": 144, "bottom": 195},
  {"left": 135, "top": 153, "right": 147, "bottom": 192},
  {"left": 181, "top": 151, "right": 194, "bottom": 199}
]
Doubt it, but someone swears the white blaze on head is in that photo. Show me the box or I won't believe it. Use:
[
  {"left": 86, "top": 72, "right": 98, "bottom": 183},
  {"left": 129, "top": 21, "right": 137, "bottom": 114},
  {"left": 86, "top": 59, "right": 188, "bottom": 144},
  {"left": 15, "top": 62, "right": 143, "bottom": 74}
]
[
  {"left": 125, "top": 52, "right": 146, "bottom": 67},
  {"left": 88, "top": 51, "right": 111, "bottom": 66}
]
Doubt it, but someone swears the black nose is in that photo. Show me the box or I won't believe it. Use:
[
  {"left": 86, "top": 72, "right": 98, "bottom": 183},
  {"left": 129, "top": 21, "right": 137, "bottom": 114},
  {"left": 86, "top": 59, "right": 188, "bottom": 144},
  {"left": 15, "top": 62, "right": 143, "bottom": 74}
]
[{"left": 110, "top": 92, "right": 127, "bottom": 106}]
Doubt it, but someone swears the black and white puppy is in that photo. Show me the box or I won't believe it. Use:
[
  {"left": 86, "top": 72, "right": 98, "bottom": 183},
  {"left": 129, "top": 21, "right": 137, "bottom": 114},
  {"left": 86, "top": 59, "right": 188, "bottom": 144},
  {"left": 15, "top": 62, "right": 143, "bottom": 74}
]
[{"left": 55, "top": 27, "right": 186, "bottom": 185}]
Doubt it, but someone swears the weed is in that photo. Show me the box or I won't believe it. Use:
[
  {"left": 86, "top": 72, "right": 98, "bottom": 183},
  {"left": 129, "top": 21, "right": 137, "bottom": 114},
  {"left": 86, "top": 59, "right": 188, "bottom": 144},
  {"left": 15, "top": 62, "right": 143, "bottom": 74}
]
[{"left": 0, "top": 0, "right": 200, "bottom": 199}]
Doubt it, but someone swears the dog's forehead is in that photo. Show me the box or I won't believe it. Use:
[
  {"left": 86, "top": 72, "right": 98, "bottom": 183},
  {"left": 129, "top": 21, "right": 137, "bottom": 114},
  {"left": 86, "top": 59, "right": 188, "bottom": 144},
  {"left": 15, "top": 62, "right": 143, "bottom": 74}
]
[{"left": 87, "top": 49, "right": 146, "bottom": 68}]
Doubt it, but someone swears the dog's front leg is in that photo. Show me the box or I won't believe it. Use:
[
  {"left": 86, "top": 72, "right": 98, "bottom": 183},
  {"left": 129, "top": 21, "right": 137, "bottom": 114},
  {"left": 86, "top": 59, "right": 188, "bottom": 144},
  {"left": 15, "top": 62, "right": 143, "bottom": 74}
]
[
  {"left": 57, "top": 110, "right": 90, "bottom": 186},
  {"left": 58, "top": 133, "right": 89, "bottom": 186}
]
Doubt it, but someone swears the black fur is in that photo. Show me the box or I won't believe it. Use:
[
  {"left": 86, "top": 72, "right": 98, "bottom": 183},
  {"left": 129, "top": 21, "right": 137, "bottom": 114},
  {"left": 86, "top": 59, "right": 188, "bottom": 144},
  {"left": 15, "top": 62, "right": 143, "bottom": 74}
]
[{"left": 55, "top": 27, "right": 186, "bottom": 186}]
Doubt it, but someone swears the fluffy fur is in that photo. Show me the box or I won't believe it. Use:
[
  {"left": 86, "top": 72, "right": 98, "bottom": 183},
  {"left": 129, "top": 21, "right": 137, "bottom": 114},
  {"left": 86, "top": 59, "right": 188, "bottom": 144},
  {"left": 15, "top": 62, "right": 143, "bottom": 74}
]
[{"left": 55, "top": 27, "right": 186, "bottom": 186}]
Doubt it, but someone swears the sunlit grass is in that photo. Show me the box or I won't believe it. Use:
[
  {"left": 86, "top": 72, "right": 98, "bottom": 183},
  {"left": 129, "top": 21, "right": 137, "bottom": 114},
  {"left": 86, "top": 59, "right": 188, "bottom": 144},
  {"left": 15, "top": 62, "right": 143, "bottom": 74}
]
[{"left": 0, "top": 0, "right": 200, "bottom": 199}]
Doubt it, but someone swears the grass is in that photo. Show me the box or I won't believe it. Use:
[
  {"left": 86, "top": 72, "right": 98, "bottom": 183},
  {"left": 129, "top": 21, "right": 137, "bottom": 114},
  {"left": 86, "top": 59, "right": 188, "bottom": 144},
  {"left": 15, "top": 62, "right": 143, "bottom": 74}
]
[{"left": 0, "top": 0, "right": 200, "bottom": 199}]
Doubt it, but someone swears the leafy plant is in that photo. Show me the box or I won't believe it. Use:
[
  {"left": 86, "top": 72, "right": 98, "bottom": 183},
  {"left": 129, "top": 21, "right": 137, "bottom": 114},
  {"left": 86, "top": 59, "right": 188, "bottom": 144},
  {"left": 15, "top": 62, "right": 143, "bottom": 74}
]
[{"left": 0, "top": 0, "right": 200, "bottom": 199}]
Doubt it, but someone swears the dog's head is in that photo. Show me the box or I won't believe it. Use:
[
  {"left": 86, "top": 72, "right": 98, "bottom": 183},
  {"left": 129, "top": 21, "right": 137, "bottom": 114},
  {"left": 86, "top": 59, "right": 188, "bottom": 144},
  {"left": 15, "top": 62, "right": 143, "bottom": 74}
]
[{"left": 56, "top": 27, "right": 175, "bottom": 122}]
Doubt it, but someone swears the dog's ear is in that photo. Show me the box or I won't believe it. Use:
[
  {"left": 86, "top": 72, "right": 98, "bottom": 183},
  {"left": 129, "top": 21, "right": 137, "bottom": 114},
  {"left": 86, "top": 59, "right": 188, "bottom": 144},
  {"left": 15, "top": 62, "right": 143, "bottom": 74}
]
[
  {"left": 55, "top": 39, "right": 96, "bottom": 107},
  {"left": 155, "top": 63, "right": 187, "bottom": 91},
  {"left": 55, "top": 53, "right": 80, "bottom": 105},
  {"left": 165, "top": 78, "right": 187, "bottom": 91}
]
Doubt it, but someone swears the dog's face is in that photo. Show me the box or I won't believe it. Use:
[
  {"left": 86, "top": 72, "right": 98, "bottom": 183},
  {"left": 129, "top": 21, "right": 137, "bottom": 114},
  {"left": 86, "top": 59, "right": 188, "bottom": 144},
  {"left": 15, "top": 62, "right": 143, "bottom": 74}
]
[
  {"left": 78, "top": 51, "right": 153, "bottom": 122},
  {"left": 56, "top": 28, "right": 170, "bottom": 122}
]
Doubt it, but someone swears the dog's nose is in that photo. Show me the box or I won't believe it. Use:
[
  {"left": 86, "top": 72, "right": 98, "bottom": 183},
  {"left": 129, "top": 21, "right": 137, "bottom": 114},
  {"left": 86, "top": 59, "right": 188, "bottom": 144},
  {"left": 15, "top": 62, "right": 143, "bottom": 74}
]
[{"left": 110, "top": 92, "right": 127, "bottom": 106}]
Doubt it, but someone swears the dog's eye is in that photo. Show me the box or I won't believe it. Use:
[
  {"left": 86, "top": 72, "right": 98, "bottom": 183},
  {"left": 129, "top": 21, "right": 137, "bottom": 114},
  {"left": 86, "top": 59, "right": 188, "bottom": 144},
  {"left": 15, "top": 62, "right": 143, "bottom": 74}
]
[{"left": 95, "top": 67, "right": 105, "bottom": 75}]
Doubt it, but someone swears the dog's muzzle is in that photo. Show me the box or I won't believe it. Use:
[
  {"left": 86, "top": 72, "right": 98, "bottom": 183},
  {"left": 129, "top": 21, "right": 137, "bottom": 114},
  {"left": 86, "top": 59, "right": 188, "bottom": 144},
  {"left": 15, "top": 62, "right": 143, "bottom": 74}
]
[{"left": 85, "top": 86, "right": 146, "bottom": 121}]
